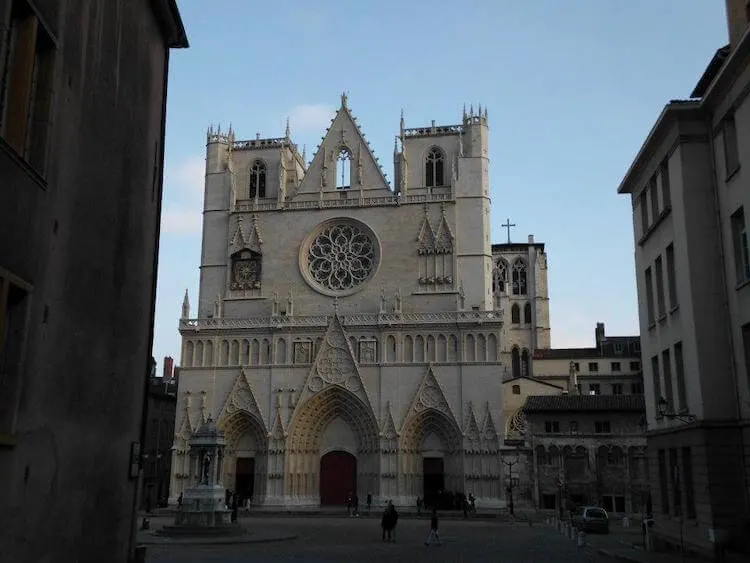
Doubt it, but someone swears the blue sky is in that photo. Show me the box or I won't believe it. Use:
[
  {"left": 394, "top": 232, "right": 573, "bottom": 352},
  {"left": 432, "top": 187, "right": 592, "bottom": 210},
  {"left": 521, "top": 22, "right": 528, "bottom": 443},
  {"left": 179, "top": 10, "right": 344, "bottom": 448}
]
[{"left": 153, "top": 0, "right": 728, "bottom": 365}]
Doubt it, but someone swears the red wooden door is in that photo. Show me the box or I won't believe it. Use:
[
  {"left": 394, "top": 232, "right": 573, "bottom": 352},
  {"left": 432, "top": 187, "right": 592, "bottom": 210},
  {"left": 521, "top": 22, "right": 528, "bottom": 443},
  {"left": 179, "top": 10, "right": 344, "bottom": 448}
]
[{"left": 319, "top": 451, "right": 356, "bottom": 506}]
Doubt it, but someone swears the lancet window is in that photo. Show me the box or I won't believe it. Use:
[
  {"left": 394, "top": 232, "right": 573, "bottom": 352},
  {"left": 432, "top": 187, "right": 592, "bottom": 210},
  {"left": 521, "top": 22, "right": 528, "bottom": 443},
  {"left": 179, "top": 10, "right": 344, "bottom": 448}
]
[
  {"left": 336, "top": 148, "right": 351, "bottom": 189},
  {"left": 524, "top": 303, "right": 532, "bottom": 324},
  {"left": 512, "top": 259, "right": 528, "bottom": 295},
  {"left": 511, "top": 347, "right": 520, "bottom": 378},
  {"left": 511, "top": 303, "right": 520, "bottom": 324},
  {"left": 249, "top": 160, "right": 267, "bottom": 198},
  {"left": 425, "top": 147, "right": 445, "bottom": 187}
]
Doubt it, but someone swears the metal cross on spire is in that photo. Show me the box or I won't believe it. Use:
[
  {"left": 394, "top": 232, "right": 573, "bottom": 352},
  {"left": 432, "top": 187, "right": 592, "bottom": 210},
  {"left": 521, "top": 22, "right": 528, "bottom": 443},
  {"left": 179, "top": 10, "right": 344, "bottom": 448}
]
[{"left": 502, "top": 218, "right": 516, "bottom": 244}]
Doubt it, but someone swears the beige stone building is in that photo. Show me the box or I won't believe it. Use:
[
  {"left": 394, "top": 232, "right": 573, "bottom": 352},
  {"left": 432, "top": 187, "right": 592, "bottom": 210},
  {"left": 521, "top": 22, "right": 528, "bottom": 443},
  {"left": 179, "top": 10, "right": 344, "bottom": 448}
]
[
  {"left": 172, "top": 99, "right": 529, "bottom": 509},
  {"left": 618, "top": 0, "right": 750, "bottom": 555}
]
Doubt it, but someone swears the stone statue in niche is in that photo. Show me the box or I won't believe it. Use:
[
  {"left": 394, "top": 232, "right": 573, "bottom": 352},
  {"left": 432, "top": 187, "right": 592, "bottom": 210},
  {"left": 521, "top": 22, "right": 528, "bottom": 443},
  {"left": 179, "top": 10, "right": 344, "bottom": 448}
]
[
  {"left": 202, "top": 453, "right": 211, "bottom": 484},
  {"left": 230, "top": 248, "right": 262, "bottom": 290}
]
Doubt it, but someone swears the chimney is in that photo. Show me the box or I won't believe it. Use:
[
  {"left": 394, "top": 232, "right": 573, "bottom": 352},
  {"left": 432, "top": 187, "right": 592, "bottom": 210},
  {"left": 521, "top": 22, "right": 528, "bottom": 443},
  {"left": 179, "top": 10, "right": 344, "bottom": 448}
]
[
  {"left": 595, "top": 322, "right": 605, "bottom": 349},
  {"left": 528, "top": 234, "right": 534, "bottom": 244},
  {"left": 163, "top": 356, "right": 175, "bottom": 379},
  {"left": 726, "top": 0, "right": 750, "bottom": 48}
]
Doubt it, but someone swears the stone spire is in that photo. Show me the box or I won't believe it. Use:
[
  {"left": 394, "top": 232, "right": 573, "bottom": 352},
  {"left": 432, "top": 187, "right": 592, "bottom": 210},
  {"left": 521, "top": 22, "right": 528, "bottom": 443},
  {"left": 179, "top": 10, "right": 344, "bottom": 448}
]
[
  {"left": 181, "top": 289, "right": 190, "bottom": 319},
  {"left": 568, "top": 360, "right": 579, "bottom": 395},
  {"left": 285, "top": 116, "right": 291, "bottom": 139}
]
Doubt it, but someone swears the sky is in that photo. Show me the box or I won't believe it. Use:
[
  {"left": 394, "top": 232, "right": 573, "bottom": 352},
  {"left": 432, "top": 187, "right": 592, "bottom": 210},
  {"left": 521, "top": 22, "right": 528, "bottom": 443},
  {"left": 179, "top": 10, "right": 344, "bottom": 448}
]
[{"left": 152, "top": 0, "right": 729, "bottom": 365}]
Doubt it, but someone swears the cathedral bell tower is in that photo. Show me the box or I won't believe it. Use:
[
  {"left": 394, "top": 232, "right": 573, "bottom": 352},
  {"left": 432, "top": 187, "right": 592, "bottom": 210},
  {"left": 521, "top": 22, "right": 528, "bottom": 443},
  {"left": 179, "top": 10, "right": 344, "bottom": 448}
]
[{"left": 455, "top": 105, "right": 492, "bottom": 310}]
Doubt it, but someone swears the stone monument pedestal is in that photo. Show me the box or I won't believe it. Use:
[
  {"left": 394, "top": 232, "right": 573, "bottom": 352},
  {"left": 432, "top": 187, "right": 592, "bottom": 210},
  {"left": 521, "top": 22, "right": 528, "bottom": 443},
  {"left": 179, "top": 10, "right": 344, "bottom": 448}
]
[{"left": 158, "top": 417, "right": 243, "bottom": 537}]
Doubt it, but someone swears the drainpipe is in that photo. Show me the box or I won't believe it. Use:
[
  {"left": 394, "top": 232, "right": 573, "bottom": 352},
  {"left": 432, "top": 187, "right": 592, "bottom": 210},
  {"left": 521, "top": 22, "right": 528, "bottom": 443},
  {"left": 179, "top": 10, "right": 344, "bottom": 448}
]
[{"left": 705, "top": 112, "right": 749, "bottom": 518}]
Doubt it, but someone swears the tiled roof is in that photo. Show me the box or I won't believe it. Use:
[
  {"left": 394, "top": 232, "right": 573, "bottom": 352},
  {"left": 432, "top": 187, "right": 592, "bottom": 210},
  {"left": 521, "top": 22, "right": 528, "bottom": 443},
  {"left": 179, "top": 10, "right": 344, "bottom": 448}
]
[
  {"left": 523, "top": 394, "right": 645, "bottom": 413},
  {"left": 503, "top": 375, "right": 564, "bottom": 390}
]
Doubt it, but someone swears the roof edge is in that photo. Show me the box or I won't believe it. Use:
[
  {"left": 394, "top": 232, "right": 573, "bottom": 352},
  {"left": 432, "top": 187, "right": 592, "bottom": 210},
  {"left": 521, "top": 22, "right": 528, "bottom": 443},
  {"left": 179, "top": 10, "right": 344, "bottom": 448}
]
[
  {"left": 691, "top": 45, "right": 731, "bottom": 98},
  {"left": 616, "top": 101, "right": 700, "bottom": 195},
  {"left": 152, "top": 0, "right": 189, "bottom": 48}
]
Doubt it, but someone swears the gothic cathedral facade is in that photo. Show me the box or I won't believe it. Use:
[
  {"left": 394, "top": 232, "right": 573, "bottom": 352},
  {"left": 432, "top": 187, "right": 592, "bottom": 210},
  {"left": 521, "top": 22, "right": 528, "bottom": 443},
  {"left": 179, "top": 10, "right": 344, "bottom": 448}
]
[{"left": 170, "top": 95, "right": 550, "bottom": 508}]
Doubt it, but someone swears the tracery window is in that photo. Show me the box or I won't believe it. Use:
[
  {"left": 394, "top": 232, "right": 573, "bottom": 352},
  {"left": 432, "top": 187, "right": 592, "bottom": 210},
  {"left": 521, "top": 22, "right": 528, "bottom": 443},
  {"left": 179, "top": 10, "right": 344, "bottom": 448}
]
[
  {"left": 336, "top": 148, "right": 351, "bottom": 189},
  {"left": 493, "top": 259, "right": 508, "bottom": 293},
  {"left": 302, "top": 219, "right": 378, "bottom": 296},
  {"left": 249, "top": 160, "right": 266, "bottom": 198},
  {"left": 524, "top": 302, "right": 532, "bottom": 324},
  {"left": 521, "top": 348, "right": 530, "bottom": 377},
  {"left": 511, "top": 303, "right": 520, "bottom": 324},
  {"left": 425, "top": 147, "right": 445, "bottom": 187},
  {"left": 512, "top": 259, "right": 528, "bottom": 295},
  {"left": 230, "top": 249, "right": 262, "bottom": 290},
  {"left": 511, "top": 347, "right": 520, "bottom": 378}
]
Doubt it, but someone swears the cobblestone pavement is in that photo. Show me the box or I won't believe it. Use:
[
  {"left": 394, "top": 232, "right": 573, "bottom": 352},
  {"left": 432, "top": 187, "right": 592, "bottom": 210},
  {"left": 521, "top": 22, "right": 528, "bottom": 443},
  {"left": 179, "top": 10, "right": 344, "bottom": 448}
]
[{"left": 145, "top": 516, "right": 608, "bottom": 562}]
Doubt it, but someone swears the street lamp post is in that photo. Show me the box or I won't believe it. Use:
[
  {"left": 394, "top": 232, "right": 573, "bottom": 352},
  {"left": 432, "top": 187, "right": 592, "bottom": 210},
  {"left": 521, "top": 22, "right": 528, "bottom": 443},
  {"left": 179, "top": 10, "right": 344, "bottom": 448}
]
[{"left": 504, "top": 450, "right": 521, "bottom": 516}]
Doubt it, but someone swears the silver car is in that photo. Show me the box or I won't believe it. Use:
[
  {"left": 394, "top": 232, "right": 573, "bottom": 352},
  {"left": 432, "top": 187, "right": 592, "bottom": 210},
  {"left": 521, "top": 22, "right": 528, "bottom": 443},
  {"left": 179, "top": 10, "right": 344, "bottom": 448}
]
[{"left": 571, "top": 506, "right": 610, "bottom": 534}]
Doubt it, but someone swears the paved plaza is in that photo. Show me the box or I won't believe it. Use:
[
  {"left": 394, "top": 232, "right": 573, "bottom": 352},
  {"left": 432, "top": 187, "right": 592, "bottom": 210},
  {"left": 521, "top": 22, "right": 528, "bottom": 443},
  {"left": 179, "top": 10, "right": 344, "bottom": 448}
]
[{"left": 143, "top": 516, "right": 610, "bottom": 563}]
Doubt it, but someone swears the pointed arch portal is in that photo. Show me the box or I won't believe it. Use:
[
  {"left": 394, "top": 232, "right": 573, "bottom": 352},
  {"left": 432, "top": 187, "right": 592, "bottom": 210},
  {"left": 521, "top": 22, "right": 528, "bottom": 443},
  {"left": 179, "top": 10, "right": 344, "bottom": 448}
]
[
  {"left": 220, "top": 410, "right": 269, "bottom": 505},
  {"left": 286, "top": 385, "right": 379, "bottom": 504}
]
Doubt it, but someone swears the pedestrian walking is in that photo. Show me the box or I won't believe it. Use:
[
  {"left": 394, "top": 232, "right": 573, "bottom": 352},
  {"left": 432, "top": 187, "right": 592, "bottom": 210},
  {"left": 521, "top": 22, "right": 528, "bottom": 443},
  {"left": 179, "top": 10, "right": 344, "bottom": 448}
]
[
  {"left": 353, "top": 493, "right": 360, "bottom": 517},
  {"left": 424, "top": 508, "right": 442, "bottom": 546},
  {"left": 347, "top": 492, "right": 353, "bottom": 517}
]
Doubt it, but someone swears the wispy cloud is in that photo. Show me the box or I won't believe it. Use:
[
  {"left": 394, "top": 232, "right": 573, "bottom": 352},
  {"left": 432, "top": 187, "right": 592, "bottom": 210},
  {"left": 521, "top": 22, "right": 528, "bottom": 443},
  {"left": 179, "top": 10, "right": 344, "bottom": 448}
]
[
  {"left": 161, "top": 155, "right": 205, "bottom": 235},
  {"left": 286, "top": 104, "right": 336, "bottom": 135}
]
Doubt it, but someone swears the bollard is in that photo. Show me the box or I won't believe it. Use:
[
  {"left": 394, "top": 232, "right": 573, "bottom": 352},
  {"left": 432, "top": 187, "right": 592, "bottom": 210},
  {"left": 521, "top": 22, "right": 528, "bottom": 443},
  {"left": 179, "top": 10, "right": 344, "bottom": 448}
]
[{"left": 577, "top": 530, "right": 586, "bottom": 547}]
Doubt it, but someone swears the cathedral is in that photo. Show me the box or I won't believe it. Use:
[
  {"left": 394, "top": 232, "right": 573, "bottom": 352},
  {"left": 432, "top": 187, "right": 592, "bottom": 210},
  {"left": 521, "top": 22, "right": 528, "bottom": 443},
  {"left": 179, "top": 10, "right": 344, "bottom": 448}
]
[{"left": 169, "top": 95, "right": 550, "bottom": 508}]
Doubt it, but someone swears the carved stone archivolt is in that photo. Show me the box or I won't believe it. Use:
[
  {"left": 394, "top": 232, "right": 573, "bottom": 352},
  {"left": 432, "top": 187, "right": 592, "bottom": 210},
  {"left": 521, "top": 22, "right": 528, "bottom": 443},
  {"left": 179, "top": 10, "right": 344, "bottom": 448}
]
[{"left": 299, "top": 218, "right": 380, "bottom": 297}]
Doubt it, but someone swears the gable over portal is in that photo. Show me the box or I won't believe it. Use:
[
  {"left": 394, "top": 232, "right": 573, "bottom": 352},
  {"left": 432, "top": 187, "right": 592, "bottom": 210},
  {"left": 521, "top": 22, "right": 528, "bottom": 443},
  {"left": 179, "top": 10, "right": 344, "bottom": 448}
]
[{"left": 295, "top": 93, "right": 391, "bottom": 199}]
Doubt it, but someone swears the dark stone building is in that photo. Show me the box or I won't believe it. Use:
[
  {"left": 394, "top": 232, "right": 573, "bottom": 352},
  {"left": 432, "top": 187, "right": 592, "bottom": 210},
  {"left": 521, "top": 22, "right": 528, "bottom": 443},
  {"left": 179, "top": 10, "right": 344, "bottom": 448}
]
[
  {"left": 0, "top": 1, "right": 187, "bottom": 561},
  {"left": 141, "top": 374, "right": 177, "bottom": 510},
  {"left": 523, "top": 394, "right": 648, "bottom": 516}
]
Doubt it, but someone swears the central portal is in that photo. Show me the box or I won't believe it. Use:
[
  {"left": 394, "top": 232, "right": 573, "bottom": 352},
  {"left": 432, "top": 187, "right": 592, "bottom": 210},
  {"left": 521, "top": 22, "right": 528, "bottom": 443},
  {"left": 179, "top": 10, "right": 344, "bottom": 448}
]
[
  {"left": 423, "top": 457, "right": 445, "bottom": 509},
  {"left": 320, "top": 451, "right": 357, "bottom": 506},
  {"left": 234, "top": 457, "right": 255, "bottom": 506}
]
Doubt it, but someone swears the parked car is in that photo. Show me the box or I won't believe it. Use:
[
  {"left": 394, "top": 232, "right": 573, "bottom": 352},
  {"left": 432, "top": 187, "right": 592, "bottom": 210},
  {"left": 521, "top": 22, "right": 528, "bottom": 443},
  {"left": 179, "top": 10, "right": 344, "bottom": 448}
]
[{"left": 571, "top": 506, "right": 610, "bottom": 534}]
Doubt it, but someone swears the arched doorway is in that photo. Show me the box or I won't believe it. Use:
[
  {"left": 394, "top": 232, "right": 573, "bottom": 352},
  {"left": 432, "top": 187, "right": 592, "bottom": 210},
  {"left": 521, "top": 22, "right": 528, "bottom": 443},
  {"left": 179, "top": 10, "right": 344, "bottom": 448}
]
[
  {"left": 320, "top": 451, "right": 357, "bottom": 506},
  {"left": 220, "top": 411, "right": 268, "bottom": 506}
]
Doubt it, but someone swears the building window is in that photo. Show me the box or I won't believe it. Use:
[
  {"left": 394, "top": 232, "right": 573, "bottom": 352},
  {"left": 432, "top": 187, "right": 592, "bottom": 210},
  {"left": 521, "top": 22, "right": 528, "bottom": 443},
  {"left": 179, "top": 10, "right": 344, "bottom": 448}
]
[
  {"left": 682, "top": 447, "right": 696, "bottom": 519},
  {"left": 639, "top": 191, "right": 649, "bottom": 234},
  {"left": 658, "top": 449, "right": 669, "bottom": 514},
  {"left": 723, "top": 114, "right": 740, "bottom": 177},
  {"left": 660, "top": 159, "right": 671, "bottom": 208},
  {"left": 511, "top": 347, "right": 520, "bottom": 378},
  {"left": 630, "top": 361, "right": 641, "bottom": 371},
  {"left": 655, "top": 255, "right": 665, "bottom": 319},
  {"left": 670, "top": 448, "right": 681, "bottom": 517},
  {"left": 425, "top": 146, "right": 445, "bottom": 188},
  {"left": 651, "top": 355, "right": 662, "bottom": 418},
  {"left": 569, "top": 420, "right": 579, "bottom": 434},
  {"left": 523, "top": 302, "right": 532, "bottom": 324},
  {"left": 649, "top": 175, "right": 660, "bottom": 220},
  {"left": 511, "top": 259, "right": 527, "bottom": 295},
  {"left": 588, "top": 362, "right": 599, "bottom": 372},
  {"left": 662, "top": 349, "right": 674, "bottom": 411},
  {"left": 611, "top": 361, "right": 621, "bottom": 372},
  {"left": 674, "top": 342, "right": 687, "bottom": 412},
  {"left": 743, "top": 323, "right": 750, "bottom": 390},
  {"left": 631, "top": 382, "right": 644, "bottom": 394},
  {"left": 249, "top": 160, "right": 266, "bottom": 198},
  {"left": 589, "top": 383, "right": 600, "bottom": 395},
  {"left": 521, "top": 348, "right": 530, "bottom": 377},
  {"left": 493, "top": 259, "right": 508, "bottom": 294},
  {"left": 336, "top": 148, "right": 351, "bottom": 189},
  {"left": 511, "top": 303, "right": 520, "bottom": 324},
  {"left": 0, "top": 268, "right": 32, "bottom": 442},
  {"left": 731, "top": 207, "right": 749, "bottom": 285},
  {"left": 606, "top": 448, "right": 625, "bottom": 466},
  {"left": 645, "top": 267, "right": 655, "bottom": 325},
  {"left": 614, "top": 343, "right": 623, "bottom": 354},
  {"left": 611, "top": 383, "right": 623, "bottom": 395},
  {"left": 573, "top": 362, "right": 580, "bottom": 371},
  {"left": 594, "top": 421, "right": 611, "bottom": 434},
  {"left": 512, "top": 384, "right": 520, "bottom": 395},
  {"left": 544, "top": 420, "right": 560, "bottom": 433},
  {"left": 0, "top": 1, "right": 56, "bottom": 174},
  {"left": 666, "top": 243, "right": 678, "bottom": 309}
]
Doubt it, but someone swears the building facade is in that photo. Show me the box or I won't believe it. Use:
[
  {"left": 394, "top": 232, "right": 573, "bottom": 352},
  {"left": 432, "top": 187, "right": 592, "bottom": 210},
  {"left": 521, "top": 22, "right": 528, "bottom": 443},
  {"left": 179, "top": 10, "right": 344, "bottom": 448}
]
[
  {"left": 524, "top": 395, "right": 648, "bottom": 517},
  {"left": 0, "top": 1, "right": 187, "bottom": 561},
  {"left": 141, "top": 375, "right": 178, "bottom": 510},
  {"left": 172, "top": 98, "right": 521, "bottom": 508},
  {"left": 618, "top": 0, "right": 750, "bottom": 555}
]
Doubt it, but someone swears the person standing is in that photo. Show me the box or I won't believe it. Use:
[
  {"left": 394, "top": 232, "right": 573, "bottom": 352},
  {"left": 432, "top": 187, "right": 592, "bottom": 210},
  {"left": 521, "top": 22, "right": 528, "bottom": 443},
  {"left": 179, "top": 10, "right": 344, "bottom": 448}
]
[
  {"left": 347, "top": 492, "right": 353, "bottom": 517},
  {"left": 388, "top": 501, "right": 399, "bottom": 542},
  {"left": 366, "top": 492, "right": 372, "bottom": 514},
  {"left": 353, "top": 493, "right": 360, "bottom": 517},
  {"left": 425, "top": 508, "right": 442, "bottom": 546}
]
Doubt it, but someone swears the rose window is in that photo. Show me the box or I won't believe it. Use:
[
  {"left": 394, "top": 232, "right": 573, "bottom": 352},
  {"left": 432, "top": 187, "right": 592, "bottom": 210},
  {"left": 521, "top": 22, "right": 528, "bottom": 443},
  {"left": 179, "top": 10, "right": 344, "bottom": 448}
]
[{"left": 300, "top": 219, "right": 380, "bottom": 296}]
